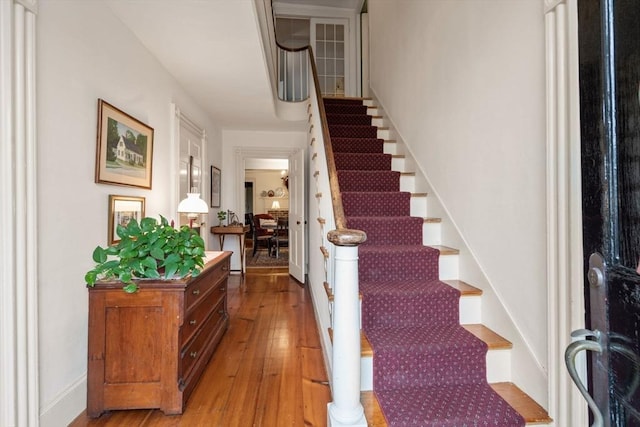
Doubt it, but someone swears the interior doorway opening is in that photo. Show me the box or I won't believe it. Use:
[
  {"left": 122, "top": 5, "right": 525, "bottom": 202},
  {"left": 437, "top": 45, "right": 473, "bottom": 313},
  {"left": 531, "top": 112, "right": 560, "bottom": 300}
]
[{"left": 244, "top": 158, "right": 290, "bottom": 270}]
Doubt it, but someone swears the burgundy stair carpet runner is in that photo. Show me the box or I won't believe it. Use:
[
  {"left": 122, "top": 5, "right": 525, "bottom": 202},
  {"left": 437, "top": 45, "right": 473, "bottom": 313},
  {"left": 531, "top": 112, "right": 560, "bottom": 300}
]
[{"left": 324, "top": 97, "right": 525, "bottom": 427}]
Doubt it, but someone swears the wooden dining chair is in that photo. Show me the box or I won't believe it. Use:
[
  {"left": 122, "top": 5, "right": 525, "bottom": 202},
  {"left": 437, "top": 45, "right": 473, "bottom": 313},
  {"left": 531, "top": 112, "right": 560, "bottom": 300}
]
[
  {"left": 273, "top": 217, "right": 288, "bottom": 258},
  {"left": 252, "top": 214, "right": 274, "bottom": 256}
]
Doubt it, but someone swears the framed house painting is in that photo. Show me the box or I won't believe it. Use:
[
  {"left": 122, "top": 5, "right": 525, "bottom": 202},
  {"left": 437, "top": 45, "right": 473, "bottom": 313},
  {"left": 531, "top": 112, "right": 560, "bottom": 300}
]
[
  {"left": 95, "top": 99, "right": 154, "bottom": 189},
  {"left": 108, "top": 195, "right": 145, "bottom": 245},
  {"left": 211, "top": 166, "right": 221, "bottom": 208}
]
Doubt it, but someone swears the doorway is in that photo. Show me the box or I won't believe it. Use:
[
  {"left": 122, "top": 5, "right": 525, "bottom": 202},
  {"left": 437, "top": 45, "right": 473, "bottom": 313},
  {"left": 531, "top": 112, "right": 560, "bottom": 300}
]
[{"left": 244, "top": 160, "right": 290, "bottom": 270}]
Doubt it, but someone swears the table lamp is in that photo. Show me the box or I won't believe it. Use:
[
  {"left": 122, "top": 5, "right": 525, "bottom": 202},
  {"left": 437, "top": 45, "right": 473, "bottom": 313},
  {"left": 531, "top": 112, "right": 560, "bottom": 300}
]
[{"left": 177, "top": 192, "right": 208, "bottom": 228}]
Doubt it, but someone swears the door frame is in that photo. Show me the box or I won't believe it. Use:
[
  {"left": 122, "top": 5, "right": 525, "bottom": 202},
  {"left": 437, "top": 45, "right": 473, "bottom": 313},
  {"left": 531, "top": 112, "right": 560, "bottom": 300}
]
[
  {"left": 234, "top": 146, "right": 305, "bottom": 268},
  {"left": 544, "top": 0, "right": 588, "bottom": 425},
  {"left": 272, "top": 2, "right": 360, "bottom": 97}
]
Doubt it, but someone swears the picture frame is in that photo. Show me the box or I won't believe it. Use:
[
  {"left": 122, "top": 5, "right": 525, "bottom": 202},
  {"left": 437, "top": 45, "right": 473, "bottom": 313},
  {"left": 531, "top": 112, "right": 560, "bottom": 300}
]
[
  {"left": 211, "top": 166, "right": 221, "bottom": 208},
  {"left": 108, "top": 195, "right": 145, "bottom": 245},
  {"left": 95, "top": 99, "right": 154, "bottom": 189}
]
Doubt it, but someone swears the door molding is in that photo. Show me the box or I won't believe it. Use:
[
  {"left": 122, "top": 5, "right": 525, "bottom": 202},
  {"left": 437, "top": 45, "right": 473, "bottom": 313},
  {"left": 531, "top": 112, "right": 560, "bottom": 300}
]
[
  {"left": 0, "top": 1, "right": 40, "bottom": 425},
  {"left": 234, "top": 147, "right": 300, "bottom": 219},
  {"left": 544, "top": 1, "right": 588, "bottom": 425}
]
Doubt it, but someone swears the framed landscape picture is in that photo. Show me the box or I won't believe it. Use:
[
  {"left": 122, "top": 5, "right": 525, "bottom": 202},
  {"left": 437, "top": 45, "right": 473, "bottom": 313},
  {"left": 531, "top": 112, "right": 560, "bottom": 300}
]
[
  {"left": 108, "top": 195, "right": 145, "bottom": 245},
  {"left": 211, "top": 166, "right": 221, "bottom": 208},
  {"left": 95, "top": 99, "right": 154, "bottom": 189}
]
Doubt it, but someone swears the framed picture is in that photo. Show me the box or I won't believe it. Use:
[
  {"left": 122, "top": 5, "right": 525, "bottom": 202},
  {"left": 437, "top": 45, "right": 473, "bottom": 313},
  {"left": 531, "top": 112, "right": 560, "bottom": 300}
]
[
  {"left": 108, "top": 195, "right": 145, "bottom": 245},
  {"left": 211, "top": 166, "right": 221, "bottom": 208},
  {"left": 95, "top": 99, "right": 154, "bottom": 189}
]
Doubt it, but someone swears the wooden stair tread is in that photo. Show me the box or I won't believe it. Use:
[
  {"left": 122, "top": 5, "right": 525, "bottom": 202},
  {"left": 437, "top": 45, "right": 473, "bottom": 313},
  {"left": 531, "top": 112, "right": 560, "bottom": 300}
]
[
  {"left": 491, "top": 382, "right": 553, "bottom": 424},
  {"left": 411, "top": 192, "right": 428, "bottom": 197},
  {"left": 429, "top": 245, "right": 459, "bottom": 255},
  {"left": 443, "top": 279, "right": 482, "bottom": 296},
  {"left": 362, "top": 384, "right": 552, "bottom": 425},
  {"left": 325, "top": 96, "right": 372, "bottom": 101},
  {"left": 384, "top": 139, "right": 397, "bottom": 144},
  {"left": 462, "top": 324, "right": 512, "bottom": 350},
  {"left": 424, "top": 217, "right": 441, "bottom": 223}
]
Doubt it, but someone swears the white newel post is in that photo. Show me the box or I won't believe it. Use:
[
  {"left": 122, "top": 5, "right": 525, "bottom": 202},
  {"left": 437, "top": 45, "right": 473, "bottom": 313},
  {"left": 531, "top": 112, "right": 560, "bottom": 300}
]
[
  {"left": 0, "top": 1, "right": 39, "bottom": 426},
  {"left": 327, "top": 230, "right": 367, "bottom": 427}
]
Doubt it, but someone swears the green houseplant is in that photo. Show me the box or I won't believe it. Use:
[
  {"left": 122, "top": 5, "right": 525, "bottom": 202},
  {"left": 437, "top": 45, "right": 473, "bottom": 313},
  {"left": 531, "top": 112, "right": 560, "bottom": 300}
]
[{"left": 85, "top": 215, "right": 206, "bottom": 293}]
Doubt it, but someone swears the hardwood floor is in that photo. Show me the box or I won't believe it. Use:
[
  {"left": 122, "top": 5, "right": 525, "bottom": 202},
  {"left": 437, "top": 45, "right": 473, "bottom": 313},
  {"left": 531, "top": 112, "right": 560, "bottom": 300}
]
[{"left": 70, "top": 268, "right": 331, "bottom": 426}]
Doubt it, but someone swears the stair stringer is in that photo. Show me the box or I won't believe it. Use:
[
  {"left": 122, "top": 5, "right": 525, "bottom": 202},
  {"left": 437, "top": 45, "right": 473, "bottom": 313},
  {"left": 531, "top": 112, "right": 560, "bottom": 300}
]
[{"left": 364, "top": 92, "right": 549, "bottom": 410}]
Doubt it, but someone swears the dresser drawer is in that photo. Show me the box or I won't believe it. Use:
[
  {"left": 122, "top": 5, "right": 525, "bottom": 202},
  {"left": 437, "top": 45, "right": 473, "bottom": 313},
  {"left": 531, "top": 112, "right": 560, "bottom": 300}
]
[
  {"left": 180, "top": 286, "right": 225, "bottom": 346},
  {"left": 180, "top": 299, "right": 226, "bottom": 380},
  {"left": 184, "top": 258, "right": 229, "bottom": 311}
]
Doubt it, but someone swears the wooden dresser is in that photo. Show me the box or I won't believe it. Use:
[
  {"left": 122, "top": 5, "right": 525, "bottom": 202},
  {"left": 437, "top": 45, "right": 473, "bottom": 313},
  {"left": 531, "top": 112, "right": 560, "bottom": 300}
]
[{"left": 86, "top": 251, "right": 232, "bottom": 418}]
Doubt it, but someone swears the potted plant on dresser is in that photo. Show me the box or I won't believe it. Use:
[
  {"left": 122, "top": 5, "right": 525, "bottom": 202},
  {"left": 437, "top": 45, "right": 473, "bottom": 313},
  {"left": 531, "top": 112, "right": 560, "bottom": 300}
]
[{"left": 84, "top": 215, "right": 232, "bottom": 418}]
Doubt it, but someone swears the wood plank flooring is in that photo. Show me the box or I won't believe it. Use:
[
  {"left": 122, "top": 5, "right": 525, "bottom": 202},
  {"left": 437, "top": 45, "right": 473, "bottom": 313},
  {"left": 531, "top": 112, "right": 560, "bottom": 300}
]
[{"left": 69, "top": 267, "right": 331, "bottom": 426}]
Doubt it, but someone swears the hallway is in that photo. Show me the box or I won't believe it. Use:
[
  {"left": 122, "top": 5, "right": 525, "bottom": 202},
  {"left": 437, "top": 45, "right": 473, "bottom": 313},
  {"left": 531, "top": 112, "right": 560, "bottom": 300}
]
[{"left": 70, "top": 268, "right": 330, "bottom": 426}]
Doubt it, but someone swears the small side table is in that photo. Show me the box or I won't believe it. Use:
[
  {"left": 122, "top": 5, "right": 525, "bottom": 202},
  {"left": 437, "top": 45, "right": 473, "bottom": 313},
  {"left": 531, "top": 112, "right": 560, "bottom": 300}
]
[{"left": 210, "top": 225, "right": 250, "bottom": 277}]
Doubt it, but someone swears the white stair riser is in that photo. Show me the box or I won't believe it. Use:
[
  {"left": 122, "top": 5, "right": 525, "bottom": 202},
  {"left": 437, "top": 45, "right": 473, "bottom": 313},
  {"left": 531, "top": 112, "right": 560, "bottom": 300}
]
[
  {"left": 460, "top": 296, "right": 481, "bottom": 324},
  {"left": 372, "top": 117, "right": 385, "bottom": 127},
  {"left": 422, "top": 222, "right": 441, "bottom": 246},
  {"left": 400, "top": 175, "right": 415, "bottom": 192},
  {"left": 486, "top": 349, "right": 511, "bottom": 383},
  {"left": 410, "top": 196, "right": 428, "bottom": 218},
  {"left": 392, "top": 157, "right": 405, "bottom": 171},
  {"left": 367, "top": 107, "right": 380, "bottom": 115},
  {"left": 384, "top": 142, "right": 398, "bottom": 155},
  {"left": 377, "top": 129, "right": 390, "bottom": 139},
  {"left": 439, "top": 254, "right": 458, "bottom": 280},
  {"left": 359, "top": 347, "right": 512, "bottom": 392}
]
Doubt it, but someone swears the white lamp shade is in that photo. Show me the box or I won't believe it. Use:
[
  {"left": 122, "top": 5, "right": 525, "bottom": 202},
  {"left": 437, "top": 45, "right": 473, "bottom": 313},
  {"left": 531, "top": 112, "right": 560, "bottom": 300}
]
[
  {"left": 271, "top": 200, "right": 280, "bottom": 209},
  {"left": 177, "top": 193, "right": 209, "bottom": 214}
]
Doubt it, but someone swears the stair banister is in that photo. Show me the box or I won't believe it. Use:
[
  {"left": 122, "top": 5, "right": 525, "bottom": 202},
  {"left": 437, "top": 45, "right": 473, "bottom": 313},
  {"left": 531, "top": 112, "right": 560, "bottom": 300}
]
[
  {"left": 258, "top": 2, "right": 367, "bottom": 422},
  {"left": 306, "top": 47, "right": 367, "bottom": 427}
]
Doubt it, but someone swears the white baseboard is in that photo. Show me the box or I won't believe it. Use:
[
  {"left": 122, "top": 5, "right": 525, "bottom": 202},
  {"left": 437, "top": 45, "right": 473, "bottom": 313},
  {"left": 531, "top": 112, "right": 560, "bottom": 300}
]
[{"left": 39, "top": 374, "right": 86, "bottom": 427}]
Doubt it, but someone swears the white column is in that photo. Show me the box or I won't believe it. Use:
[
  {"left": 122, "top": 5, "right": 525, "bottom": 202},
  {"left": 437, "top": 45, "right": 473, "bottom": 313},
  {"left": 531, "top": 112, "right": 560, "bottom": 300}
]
[
  {"left": 544, "top": 0, "right": 587, "bottom": 426},
  {"left": 327, "top": 231, "right": 366, "bottom": 427},
  {"left": 0, "top": 1, "right": 39, "bottom": 426}
]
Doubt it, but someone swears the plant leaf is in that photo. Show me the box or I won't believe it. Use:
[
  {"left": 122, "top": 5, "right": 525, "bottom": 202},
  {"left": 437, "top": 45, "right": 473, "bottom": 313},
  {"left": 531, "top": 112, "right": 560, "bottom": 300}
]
[
  {"left": 122, "top": 283, "right": 138, "bottom": 293},
  {"left": 85, "top": 271, "right": 97, "bottom": 286},
  {"left": 92, "top": 246, "right": 107, "bottom": 263}
]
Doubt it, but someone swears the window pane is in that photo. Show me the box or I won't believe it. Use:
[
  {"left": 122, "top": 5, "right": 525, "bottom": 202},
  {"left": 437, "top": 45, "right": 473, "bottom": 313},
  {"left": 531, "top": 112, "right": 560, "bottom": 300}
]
[
  {"left": 326, "top": 76, "right": 336, "bottom": 95},
  {"left": 336, "top": 25, "right": 344, "bottom": 41},
  {"left": 336, "top": 41, "right": 344, "bottom": 59},
  {"left": 316, "top": 58, "right": 325, "bottom": 75},
  {"left": 336, "top": 59, "right": 344, "bottom": 75},
  {"left": 326, "top": 24, "right": 335, "bottom": 41},
  {"left": 316, "top": 41, "right": 325, "bottom": 58},
  {"left": 316, "top": 23, "right": 324, "bottom": 40},
  {"left": 326, "top": 59, "right": 335, "bottom": 75},
  {"left": 326, "top": 41, "right": 335, "bottom": 59}
]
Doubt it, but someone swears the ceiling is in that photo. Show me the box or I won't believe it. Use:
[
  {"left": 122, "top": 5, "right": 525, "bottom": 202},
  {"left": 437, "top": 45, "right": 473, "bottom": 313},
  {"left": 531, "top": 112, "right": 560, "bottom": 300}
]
[{"left": 106, "top": 0, "right": 363, "bottom": 131}]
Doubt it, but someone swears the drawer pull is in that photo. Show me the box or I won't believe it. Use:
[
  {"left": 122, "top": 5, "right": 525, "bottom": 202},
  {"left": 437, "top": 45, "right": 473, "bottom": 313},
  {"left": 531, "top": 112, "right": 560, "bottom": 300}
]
[
  {"left": 222, "top": 266, "right": 229, "bottom": 271},
  {"left": 190, "top": 351, "right": 198, "bottom": 358},
  {"left": 192, "top": 289, "right": 200, "bottom": 295},
  {"left": 219, "top": 286, "right": 225, "bottom": 291},
  {"left": 218, "top": 309, "right": 225, "bottom": 315},
  {"left": 189, "top": 319, "right": 197, "bottom": 325}
]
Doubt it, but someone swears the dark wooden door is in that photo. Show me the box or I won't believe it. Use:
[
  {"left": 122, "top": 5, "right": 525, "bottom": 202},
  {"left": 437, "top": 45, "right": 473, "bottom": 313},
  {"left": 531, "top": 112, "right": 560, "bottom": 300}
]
[{"left": 574, "top": 0, "right": 640, "bottom": 425}]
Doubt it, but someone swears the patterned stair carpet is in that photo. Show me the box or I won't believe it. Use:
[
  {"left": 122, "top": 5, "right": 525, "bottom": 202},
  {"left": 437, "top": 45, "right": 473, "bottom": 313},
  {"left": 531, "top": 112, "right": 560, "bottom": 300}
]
[{"left": 324, "top": 97, "right": 525, "bottom": 427}]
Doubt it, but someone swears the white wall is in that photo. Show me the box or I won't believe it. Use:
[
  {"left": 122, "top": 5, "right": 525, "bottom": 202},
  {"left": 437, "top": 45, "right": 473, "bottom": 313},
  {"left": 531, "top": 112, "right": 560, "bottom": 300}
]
[
  {"left": 368, "top": 0, "right": 547, "bottom": 397},
  {"left": 37, "top": 2, "right": 222, "bottom": 425}
]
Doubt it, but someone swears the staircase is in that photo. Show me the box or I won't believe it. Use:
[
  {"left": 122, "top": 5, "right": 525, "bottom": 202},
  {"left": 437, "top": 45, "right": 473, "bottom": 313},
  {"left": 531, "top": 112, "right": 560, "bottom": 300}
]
[{"left": 323, "top": 97, "right": 551, "bottom": 426}]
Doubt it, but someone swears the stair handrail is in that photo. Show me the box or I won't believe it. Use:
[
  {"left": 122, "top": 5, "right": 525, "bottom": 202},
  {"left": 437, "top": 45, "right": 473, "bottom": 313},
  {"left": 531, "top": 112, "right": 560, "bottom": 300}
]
[{"left": 261, "top": 3, "right": 368, "bottom": 423}]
